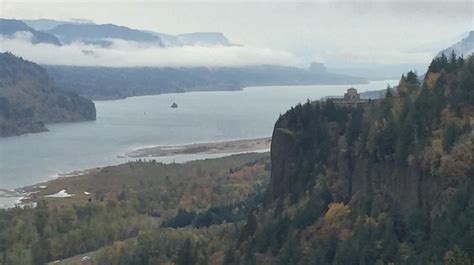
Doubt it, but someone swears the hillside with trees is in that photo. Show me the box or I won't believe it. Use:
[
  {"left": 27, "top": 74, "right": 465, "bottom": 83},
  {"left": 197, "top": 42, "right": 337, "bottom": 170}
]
[
  {"left": 0, "top": 54, "right": 471, "bottom": 265},
  {"left": 0, "top": 52, "right": 96, "bottom": 137},
  {"left": 44, "top": 64, "right": 367, "bottom": 100},
  {"left": 227, "top": 53, "right": 474, "bottom": 265},
  {"left": 0, "top": 153, "right": 270, "bottom": 264}
]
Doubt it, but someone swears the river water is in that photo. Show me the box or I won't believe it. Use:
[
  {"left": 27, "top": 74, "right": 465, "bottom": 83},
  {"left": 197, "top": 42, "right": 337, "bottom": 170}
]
[{"left": 0, "top": 81, "right": 396, "bottom": 206}]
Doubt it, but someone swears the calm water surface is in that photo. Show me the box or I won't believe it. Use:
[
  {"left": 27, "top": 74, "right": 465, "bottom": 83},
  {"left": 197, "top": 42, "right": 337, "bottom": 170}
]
[{"left": 0, "top": 80, "right": 395, "bottom": 193}]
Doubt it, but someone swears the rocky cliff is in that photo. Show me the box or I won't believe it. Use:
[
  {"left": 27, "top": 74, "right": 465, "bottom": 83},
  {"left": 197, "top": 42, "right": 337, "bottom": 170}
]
[
  {"left": 0, "top": 52, "right": 96, "bottom": 137},
  {"left": 269, "top": 67, "right": 473, "bottom": 214},
  {"left": 228, "top": 54, "right": 473, "bottom": 265}
]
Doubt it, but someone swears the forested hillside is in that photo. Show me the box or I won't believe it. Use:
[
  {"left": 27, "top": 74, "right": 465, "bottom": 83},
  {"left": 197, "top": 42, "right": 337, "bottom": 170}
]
[
  {"left": 0, "top": 52, "right": 96, "bottom": 137},
  {"left": 0, "top": 153, "right": 270, "bottom": 264},
  {"left": 228, "top": 53, "right": 474, "bottom": 264},
  {"left": 44, "top": 64, "right": 367, "bottom": 100},
  {"left": 0, "top": 54, "right": 471, "bottom": 265}
]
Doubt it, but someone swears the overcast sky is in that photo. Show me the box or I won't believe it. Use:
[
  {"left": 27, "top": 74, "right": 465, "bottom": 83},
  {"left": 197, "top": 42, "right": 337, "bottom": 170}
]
[{"left": 1, "top": 1, "right": 472, "bottom": 67}]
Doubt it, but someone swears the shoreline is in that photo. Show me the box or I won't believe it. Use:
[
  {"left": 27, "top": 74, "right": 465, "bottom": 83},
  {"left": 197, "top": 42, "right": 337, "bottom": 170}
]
[
  {"left": 125, "top": 137, "right": 272, "bottom": 158},
  {"left": 1, "top": 137, "right": 272, "bottom": 208},
  {"left": 18, "top": 151, "right": 270, "bottom": 208}
]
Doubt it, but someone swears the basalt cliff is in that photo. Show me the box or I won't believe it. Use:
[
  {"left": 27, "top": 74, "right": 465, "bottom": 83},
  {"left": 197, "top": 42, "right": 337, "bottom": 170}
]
[{"left": 229, "top": 54, "right": 474, "bottom": 265}]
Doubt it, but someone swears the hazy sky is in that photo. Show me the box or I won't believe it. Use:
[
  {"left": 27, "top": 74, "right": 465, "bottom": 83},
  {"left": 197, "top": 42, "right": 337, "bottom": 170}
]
[{"left": 1, "top": 1, "right": 473, "bottom": 67}]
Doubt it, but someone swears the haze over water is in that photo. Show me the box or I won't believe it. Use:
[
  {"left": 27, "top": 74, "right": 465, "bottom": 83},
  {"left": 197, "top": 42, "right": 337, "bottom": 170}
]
[{"left": 0, "top": 81, "right": 395, "bottom": 191}]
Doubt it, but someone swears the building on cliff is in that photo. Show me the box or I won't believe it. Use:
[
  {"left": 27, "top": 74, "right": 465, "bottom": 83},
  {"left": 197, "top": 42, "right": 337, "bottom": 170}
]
[{"left": 328, "top": 87, "right": 369, "bottom": 107}]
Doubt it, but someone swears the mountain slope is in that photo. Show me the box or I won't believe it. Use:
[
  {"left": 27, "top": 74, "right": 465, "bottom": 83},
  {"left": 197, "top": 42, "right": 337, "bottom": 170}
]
[
  {"left": 176, "top": 32, "right": 232, "bottom": 46},
  {"left": 440, "top": 30, "right": 474, "bottom": 57},
  {"left": 0, "top": 19, "right": 61, "bottom": 45},
  {"left": 0, "top": 52, "right": 96, "bottom": 137},
  {"left": 149, "top": 31, "right": 233, "bottom": 46},
  {"left": 44, "top": 64, "right": 367, "bottom": 100},
  {"left": 23, "top": 19, "right": 93, "bottom": 31},
  {"left": 48, "top": 23, "right": 163, "bottom": 46}
]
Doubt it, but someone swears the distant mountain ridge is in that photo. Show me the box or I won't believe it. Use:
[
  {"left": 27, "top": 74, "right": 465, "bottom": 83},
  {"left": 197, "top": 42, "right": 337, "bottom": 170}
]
[
  {"left": 44, "top": 63, "right": 367, "bottom": 100},
  {"left": 0, "top": 52, "right": 96, "bottom": 137},
  {"left": 47, "top": 23, "right": 164, "bottom": 46},
  {"left": 23, "top": 18, "right": 93, "bottom": 31},
  {"left": 150, "top": 31, "right": 233, "bottom": 46},
  {"left": 22, "top": 18, "right": 233, "bottom": 47},
  {"left": 0, "top": 19, "right": 61, "bottom": 45}
]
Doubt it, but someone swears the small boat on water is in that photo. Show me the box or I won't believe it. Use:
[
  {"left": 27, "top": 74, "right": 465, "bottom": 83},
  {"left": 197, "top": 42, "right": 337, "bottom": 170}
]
[{"left": 171, "top": 102, "right": 178, "bottom": 108}]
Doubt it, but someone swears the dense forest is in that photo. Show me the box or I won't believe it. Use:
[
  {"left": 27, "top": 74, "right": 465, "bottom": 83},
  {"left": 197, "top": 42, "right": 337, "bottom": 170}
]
[
  {"left": 0, "top": 52, "right": 96, "bottom": 137},
  {"left": 0, "top": 53, "right": 472, "bottom": 265},
  {"left": 228, "top": 52, "right": 474, "bottom": 265},
  {"left": 0, "top": 154, "right": 270, "bottom": 264}
]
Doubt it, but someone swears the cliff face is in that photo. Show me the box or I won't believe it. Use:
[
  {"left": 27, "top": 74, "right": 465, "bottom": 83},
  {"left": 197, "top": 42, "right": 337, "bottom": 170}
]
[
  {"left": 0, "top": 52, "right": 96, "bottom": 137},
  {"left": 268, "top": 53, "right": 474, "bottom": 214},
  {"left": 268, "top": 126, "right": 297, "bottom": 199},
  {"left": 269, "top": 92, "right": 471, "bottom": 215},
  {"left": 227, "top": 55, "right": 473, "bottom": 265}
]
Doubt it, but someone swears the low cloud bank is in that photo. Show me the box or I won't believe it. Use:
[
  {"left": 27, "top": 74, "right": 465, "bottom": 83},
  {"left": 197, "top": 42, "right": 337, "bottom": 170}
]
[{"left": 0, "top": 32, "right": 299, "bottom": 67}]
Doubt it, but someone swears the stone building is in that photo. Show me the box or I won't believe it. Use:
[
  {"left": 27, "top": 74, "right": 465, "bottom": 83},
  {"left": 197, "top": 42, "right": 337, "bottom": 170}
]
[
  {"left": 329, "top": 88, "right": 369, "bottom": 107},
  {"left": 344, "top": 88, "right": 360, "bottom": 101}
]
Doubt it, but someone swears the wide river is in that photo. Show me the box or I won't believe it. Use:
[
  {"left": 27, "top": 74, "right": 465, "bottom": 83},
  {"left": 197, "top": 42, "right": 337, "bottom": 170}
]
[{"left": 0, "top": 80, "right": 395, "bottom": 205}]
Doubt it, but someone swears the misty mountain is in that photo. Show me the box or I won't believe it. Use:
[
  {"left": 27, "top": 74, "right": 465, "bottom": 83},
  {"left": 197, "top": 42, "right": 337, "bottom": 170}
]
[
  {"left": 407, "top": 30, "right": 471, "bottom": 54},
  {"left": 329, "top": 32, "right": 473, "bottom": 81},
  {"left": 24, "top": 18, "right": 233, "bottom": 47},
  {"left": 0, "top": 52, "right": 96, "bottom": 137},
  {"left": 177, "top": 32, "right": 232, "bottom": 46},
  {"left": 44, "top": 63, "right": 367, "bottom": 100},
  {"left": 440, "top": 30, "right": 474, "bottom": 57},
  {"left": 23, "top": 19, "right": 74, "bottom": 31},
  {"left": 130, "top": 31, "right": 233, "bottom": 46},
  {"left": 23, "top": 19, "right": 95, "bottom": 31},
  {"left": 0, "top": 19, "right": 61, "bottom": 45},
  {"left": 47, "top": 23, "right": 163, "bottom": 46}
]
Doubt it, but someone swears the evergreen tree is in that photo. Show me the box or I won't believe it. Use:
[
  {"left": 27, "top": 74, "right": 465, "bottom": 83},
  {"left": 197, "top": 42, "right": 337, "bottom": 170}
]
[
  {"left": 176, "top": 239, "right": 193, "bottom": 265},
  {"left": 443, "top": 122, "right": 459, "bottom": 153},
  {"left": 444, "top": 246, "right": 470, "bottom": 265}
]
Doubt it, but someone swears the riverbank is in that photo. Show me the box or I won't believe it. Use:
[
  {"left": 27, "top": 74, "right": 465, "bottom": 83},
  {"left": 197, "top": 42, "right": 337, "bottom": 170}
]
[
  {"left": 0, "top": 137, "right": 271, "bottom": 208},
  {"left": 125, "top": 137, "right": 271, "bottom": 158},
  {"left": 20, "top": 152, "right": 270, "bottom": 208},
  {"left": 0, "top": 80, "right": 395, "bottom": 191}
]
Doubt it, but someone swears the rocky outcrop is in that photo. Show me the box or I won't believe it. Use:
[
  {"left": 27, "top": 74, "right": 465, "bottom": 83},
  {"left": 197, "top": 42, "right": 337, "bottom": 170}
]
[
  {"left": 0, "top": 52, "right": 96, "bottom": 137},
  {"left": 268, "top": 106, "right": 433, "bottom": 214},
  {"left": 268, "top": 59, "right": 473, "bottom": 214},
  {"left": 268, "top": 125, "right": 297, "bottom": 200}
]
